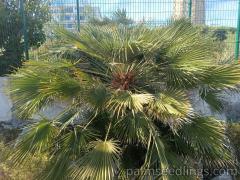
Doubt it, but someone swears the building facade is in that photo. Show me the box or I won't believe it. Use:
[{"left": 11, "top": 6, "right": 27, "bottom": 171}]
[
  {"left": 173, "top": 0, "right": 205, "bottom": 25},
  {"left": 192, "top": 0, "right": 205, "bottom": 25},
  {"left": 50, "top": 0, "right": 100, "bottom": 30},
  {"left": 173, "top": 0, "right": 188, "bottom": 20}
]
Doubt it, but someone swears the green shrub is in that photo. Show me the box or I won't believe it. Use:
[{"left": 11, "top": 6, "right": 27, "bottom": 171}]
[
  {"left": 0, "top": 140, "right": 48, "bottom": 180},
  {"left": 226, "top": 122, "right": 240, "bottom": 179},
  {"left": 227, "top": 122, "right": 240, "bottom": 161},
  {"left": 0, "top": 123, "right": 21, "bottom": 143},
  {"left": 0, "top": 0, "right": 49, "bottom": 76},
  {"left": 0, "top": 125, "right": 48, "bottom": 180}
]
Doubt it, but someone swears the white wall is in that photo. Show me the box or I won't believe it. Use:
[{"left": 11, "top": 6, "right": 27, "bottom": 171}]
[
  {"left": 0, "top": 77, "right": 12, "bottom": 122},
  {"left": 0, "top": 77, "right": 66, "bottom": 122},
  {"left": 190, "top": 90, "right": 227, "bottom": 120}
]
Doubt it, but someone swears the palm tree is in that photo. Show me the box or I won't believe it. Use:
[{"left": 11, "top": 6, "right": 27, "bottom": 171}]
[
  {"left": 9, "top": 20, "right": 240, "bottom": 180},
  {"left": 88, "top": 9, "right": 134, "bottom": 26}
]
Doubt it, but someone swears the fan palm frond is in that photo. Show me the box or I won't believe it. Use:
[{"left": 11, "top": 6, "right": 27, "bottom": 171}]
[
  {"left": 86, "top": 84, "right": 109, "bottom": 110},
  {"left": 112, "top": 114, "right": 149, "bottom": 144},
  {"left": 200, "top": 90, "right": 223, "bottom": 112},
  {"left": 166, "top": 152, "right": 197, "bottom": 180},
  {"left": 161, "top": 65, "right": 207, "bottom": 89},
  {"left": 147, "top": 90, "right": 192, "bottom": 129},
  {"left": 10, "top": 60, "right": 91, "bottom": 119},
  {"left": 107, "top": 91, "right": 154, "bottom": 117},
  {"left": 40, "top": 152, "right": 71, "bottom": 180},
  {"left": 175, "top": 116, "right": 234, "bottom": 168},
  {"left": 144, "top": 119, "right": 169, "bottom": 180},
  {"left": 202, "top": 65, "right": 240, "bottom": 90},
  {"left": 60, "top": 126, "right": 98, "bottom": 154},
  {"left": 40, "top": 127, "right": 98, "bottom": 180},
  {"left": 10, "top": 119, "right": 58, "bottom": 166},
  {"left": 56, "top": 25, "right": 155, "bottom": 63},
  {"left": 71, "top": 140, "right": 121, "bottom": 180}
]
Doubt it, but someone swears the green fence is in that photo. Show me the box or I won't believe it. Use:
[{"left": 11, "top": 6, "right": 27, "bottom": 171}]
[
  {"left": 1, "top": 0, "right": 240, "bottom": 61},
  {"left": 0, "top": 0, "right": 49, "bottom": 74},
  {"left": 48, "top": 0, "right": 240, "bottom": 61}
]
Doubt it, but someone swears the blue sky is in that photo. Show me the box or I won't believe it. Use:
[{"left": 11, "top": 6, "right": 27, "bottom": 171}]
[
  {"left": 205, "top": 0, "right": 238, "bottom": 27},
  {"left": 52, "top": 0, "right": 239, "bottom": 27}
]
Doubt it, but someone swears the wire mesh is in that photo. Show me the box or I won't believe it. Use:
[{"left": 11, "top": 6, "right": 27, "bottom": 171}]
[
  {"left": 0, "top": 0, "right": 24, "bottom": 74},
  {"left": 1, "top": 0, "right": 239, "bottom": 61},
  {"left": 49, "top": 0, "right": 238, "bottom": 27},
  {"left": 48, "top": 0, "right": 239, "bottom": 59}
]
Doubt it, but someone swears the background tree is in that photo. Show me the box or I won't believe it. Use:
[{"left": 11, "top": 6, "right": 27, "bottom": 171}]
[
  {"left": 88, "top": 9, "right": 134, "bottom": 26},
  {"left": 0, "top": 0, "right": 49, "bottom": 76}
]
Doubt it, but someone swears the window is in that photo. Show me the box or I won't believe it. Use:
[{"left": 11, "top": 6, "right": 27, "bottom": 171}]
[
  {"left": 65, "top": 24, "right": 73, "bottom": 29},
  {"left": 64, "top": 15, "right": 72, "bottom": 21}
]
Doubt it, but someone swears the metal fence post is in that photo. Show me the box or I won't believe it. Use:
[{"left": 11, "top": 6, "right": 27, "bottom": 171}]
[
  {"left": 188, "top": 0, "right": 192, "bottom": 19},
  {"left": 19, "top": 0, "right": 29, "bottom": 60},
  {"left": 76, "top": 0, "right": 80, "bottom": 32},
  {"left": 235, "top": 0, "right": 240, "bottom": 62}
]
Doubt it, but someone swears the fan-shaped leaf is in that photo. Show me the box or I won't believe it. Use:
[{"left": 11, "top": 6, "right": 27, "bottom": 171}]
[
  {"left": 107, "top": 91, "right": 154, "bottom": 117},
  {"left": 71, "top": 140, "right": 120, "bottom": 180},
  {"left": 10, "top": 119, "right": 58, "bottom": 166}
]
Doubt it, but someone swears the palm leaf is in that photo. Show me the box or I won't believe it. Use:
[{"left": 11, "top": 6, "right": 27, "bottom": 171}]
[
  {"left": 175, "top": 116, "right": 234, "bottom": 168},
  {"left": 56, "top": 25, "right": 154, "bottom": 63},
  {"left": 161, "top": 65, "right": 207, "bottom": 89},
  {"left": 107, "top": 90, "right": 154, "bottom": 117},
  {"left": 71, "top": 140, "right": 121, "bottom": 180},
  {"left": 147, "top": 90, "right": 192, "bottom": 130},
  {"left": 202, "top": 65, "right": 240, "bottom": 90},
  {"left": 112, "top": 114, "right": 149, "bottom": 144},
  {"left": 200, "top": 90, "right": 223, "bottom": 112},
  {"left": 40, "top": 127, "right": 98, "bottom": 180},
  {"left": 166, "top": 152, "right": 198, "bottom": 180},
  {"left": 10, "top": 119, "right": 58, "bottom": 166},
  {"left": 86, "top": 84, "right": 109, "bottom": 110},
  {"left": 10, "top": 60, "right": 86, "bottom": 119},
  {"left": 142, "top": 119, "right": 169, "bottom": 180}
]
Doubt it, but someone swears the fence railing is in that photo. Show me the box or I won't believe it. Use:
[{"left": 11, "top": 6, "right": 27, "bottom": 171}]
[
  {"left": 19, "top": 0, "right": 29, "bottom": 60},
  {"left": 9, "top": 0, "right": 240, "bottom": 61}
]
